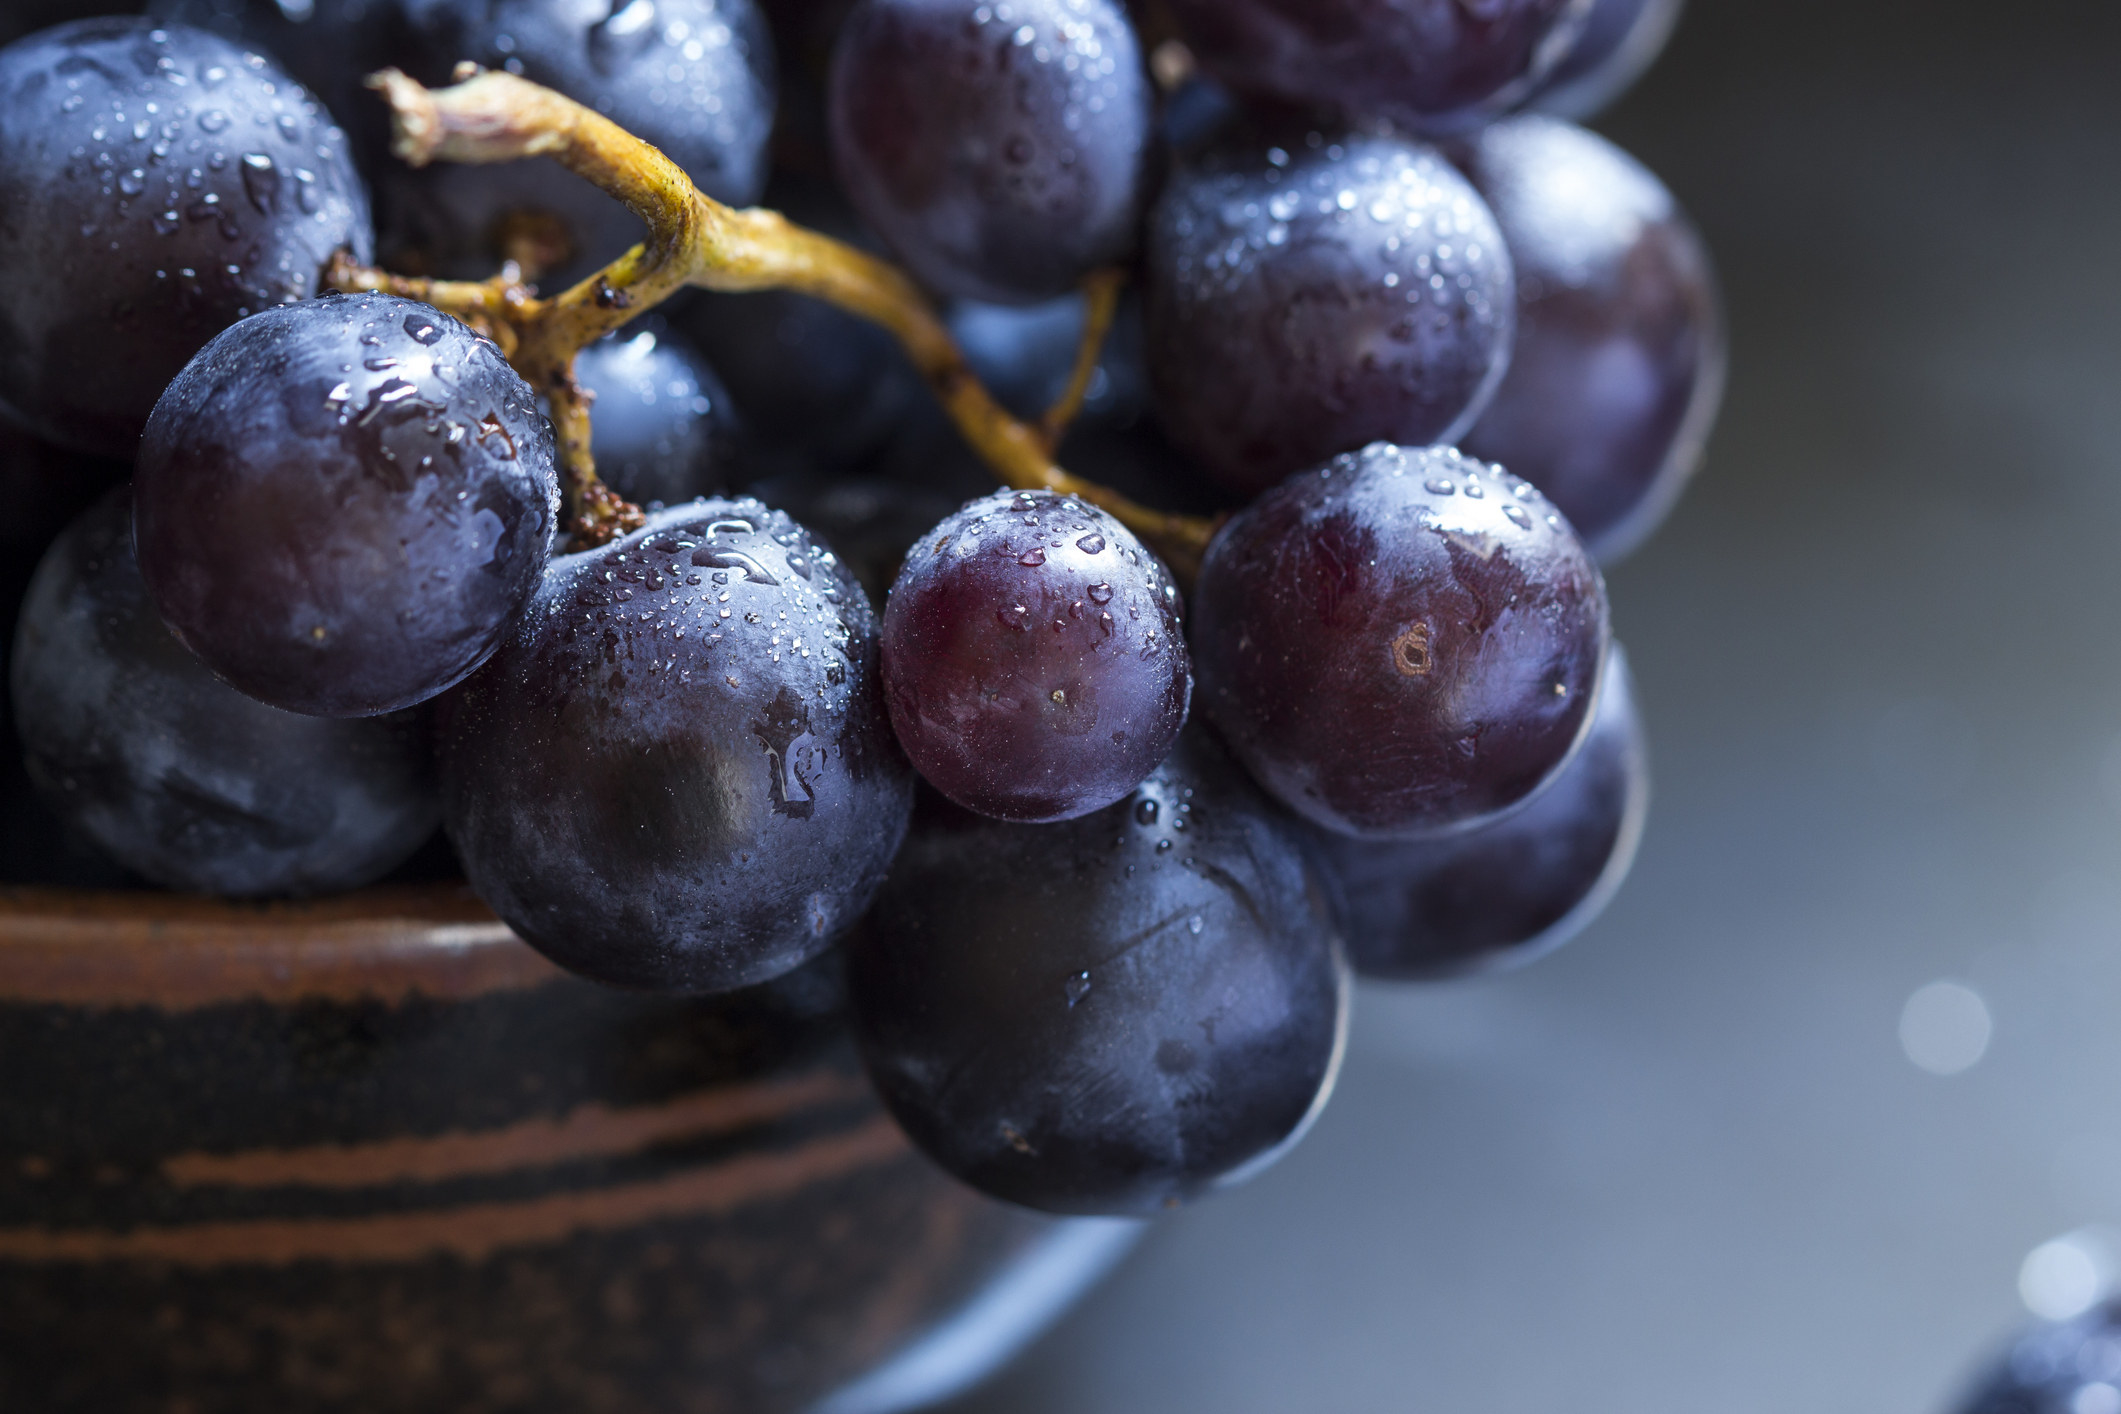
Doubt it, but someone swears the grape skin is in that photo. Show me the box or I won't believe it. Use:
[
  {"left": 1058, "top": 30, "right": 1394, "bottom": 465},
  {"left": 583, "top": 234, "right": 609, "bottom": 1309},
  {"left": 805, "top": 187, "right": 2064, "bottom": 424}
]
[
  {"left": 440, "top": 499, "right": 914, "bottom": 994},
  {"left": 1307, "top": 643, "right": 1645, "bottom": 979},
  {"left": 12, "top": 489, "right": 438, "bottom": 897},
  {"left": 880, "top": 489, "right": 1190, "bottom": 823},
  {"left": 145, "top": 0, "right": 416, "bottom": 175},
  {"left": 1192, "top": 443, "right": 1608, "bottom": 839},
  {"left": 1160, "top": 0, "right": 1592, "bottom": 134},
  {"left": 382, "top": 0, "right": 777, "bottom": 283},
  {"left": 134, "top": 292, "right": 559, "bottom": 718},
  {"left": 1456, "top": 116, "right": 1724, "bottom": 562},
  {"left": 828, "top": 0, "right": 1152, "bottom": 304},
  {"left": 847, "top": 727, "right": 1350, "bottom": 1217},
  {"left": 0, "top": 19, "right": 373, "bottom": 458},
  {"left": 1145, "top": 127, "right": 1515, "bottom": 496},
  {"left": 573, "top": 321, "right": 745, "bottom": 509}
]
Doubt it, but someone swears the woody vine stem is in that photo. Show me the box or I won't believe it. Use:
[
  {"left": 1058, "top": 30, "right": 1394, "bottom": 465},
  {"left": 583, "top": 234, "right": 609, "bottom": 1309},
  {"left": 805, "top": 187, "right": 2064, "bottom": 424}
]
[{"left": 325, "top": 65, "right": 1220, "bottom": 580}]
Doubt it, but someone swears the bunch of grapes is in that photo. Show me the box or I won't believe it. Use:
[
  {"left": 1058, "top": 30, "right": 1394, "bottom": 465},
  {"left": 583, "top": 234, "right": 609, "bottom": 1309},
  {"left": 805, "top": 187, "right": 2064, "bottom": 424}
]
[{"left": 0, "top": 0, "right": 1722, "bottom": 1217}]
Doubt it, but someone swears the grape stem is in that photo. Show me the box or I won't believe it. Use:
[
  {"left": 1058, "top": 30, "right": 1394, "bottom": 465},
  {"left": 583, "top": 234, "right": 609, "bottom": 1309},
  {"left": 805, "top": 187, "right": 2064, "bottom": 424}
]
[
  {"left": 1038, "top": 268, "right": 1125, "bottom": 453},
  {"left": 327, "top": 68, "right": 1221, "bottom": 579}
]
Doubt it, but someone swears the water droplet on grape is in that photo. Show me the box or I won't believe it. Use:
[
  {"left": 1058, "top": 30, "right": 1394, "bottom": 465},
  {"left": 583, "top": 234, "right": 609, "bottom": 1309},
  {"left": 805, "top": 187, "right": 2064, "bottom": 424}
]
[
  {"left": 1018, "top": 547, "right": 1047, "bottom": 567},
  {"left": 1503, "top": 504, "right": 1533, "bottom": 529},
  {"left": 1064, "top": 971, "right": 1092, "bottom": 1006},
  {"left": 1134, "top": 798, "right": 1159, "bottom": 826},
  {"left": 1075, "top": 533, "right": 1105, "bottom": 554},
  {"left": 1086, "top": 582, "right": 1113, "bottom": 604}
]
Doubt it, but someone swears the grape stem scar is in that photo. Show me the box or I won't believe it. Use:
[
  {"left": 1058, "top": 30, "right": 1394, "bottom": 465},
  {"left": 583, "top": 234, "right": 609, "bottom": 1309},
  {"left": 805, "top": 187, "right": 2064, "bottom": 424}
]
[{"left": 324, "top": 67, "right": 1219, "bottom": 579}]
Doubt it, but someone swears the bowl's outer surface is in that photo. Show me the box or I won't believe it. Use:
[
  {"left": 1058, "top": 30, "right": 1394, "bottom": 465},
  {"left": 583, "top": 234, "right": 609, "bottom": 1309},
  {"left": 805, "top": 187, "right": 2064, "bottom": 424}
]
[{"left": 0, "top": 886, "right": 1061, "bottom": 1413}]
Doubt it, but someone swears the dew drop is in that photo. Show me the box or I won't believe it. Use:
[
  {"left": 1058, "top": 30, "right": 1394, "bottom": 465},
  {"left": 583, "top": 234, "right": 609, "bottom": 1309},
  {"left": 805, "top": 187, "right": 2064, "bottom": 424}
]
[
  {"left": 1134, "top": 798, "right": 1159, "bottom": 826},
  {"left": 1075, "top": 533, "right": 1105, "bottom": 555},
  {"left": 1503, "top": 504, "right": 1533, "bottom": 530},
  {"left": 1086, "top": 582, "right": 1113, "bottom": 604},
  {"left": 1018, "top": 547, "right": 1047, "bottom": 567},
  {"left": 1064, "top": 971, "right": 1092, "bottom": 1007}
]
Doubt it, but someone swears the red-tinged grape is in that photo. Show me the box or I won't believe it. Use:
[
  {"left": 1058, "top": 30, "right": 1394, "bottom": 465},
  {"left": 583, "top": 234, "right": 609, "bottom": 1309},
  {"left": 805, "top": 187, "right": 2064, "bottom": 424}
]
[
  {"left": 572, "top": 320, "right": 745, "bottom": 509},
  {"left": 1456, "top": 116, "right": 1723, "bottom": 562},
  {"left": 880, "top": 488, "right": 1189, "bottom": 823},
  {"left": 1527, "top": 0, "right": 1683, "bottom": 120},
  {"left": 1145, "top": 126, "right": 1515, "bottom": 496},
  {"left": 1307, "top": 643, "right": 1645, "bottom": 979},
  {"left": 847, "top": 726, "right": 1349, "bottom": 1216},
  {"left": 1160, "top": 0, "right": 1592, "bottom": 134},
  {"left": 134, "top": 292, "right": 559, "bottom": 718},
  {"left": 828, "top": 0, "right": 1152, "bottom": 303},
  {"left": 12, "top": 489, "right": 438, "bottom": 897},
  {"left": 1192, "top": 442, "right": 1608, "bottom": 839},
  {"left": 440, "top": 499, "right": 914, "bottom": 994},
  {"left": 0, "top": 19, "right": 373, "bottom": 458}
]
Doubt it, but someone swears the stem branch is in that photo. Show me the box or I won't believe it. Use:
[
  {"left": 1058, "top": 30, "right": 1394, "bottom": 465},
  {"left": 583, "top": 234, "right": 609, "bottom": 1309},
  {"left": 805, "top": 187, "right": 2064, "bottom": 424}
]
[{"left": 335, "top": 68, "right": 1220, "bottom": 577}]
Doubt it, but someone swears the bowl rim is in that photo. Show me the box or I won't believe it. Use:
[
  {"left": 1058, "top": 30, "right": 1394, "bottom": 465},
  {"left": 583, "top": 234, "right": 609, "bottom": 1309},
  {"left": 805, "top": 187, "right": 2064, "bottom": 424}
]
[{"left": 0, "top": 884, "right": 562, "bottom": 1008}]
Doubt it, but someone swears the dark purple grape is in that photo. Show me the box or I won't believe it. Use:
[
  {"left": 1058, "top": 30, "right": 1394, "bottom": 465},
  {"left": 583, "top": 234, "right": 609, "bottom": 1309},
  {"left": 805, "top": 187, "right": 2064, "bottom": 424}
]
[
  {"left": 1307, "top": 643, "right": 1644, "bottom": 979},
  {"left": 1145, "top": 127, "right": 1515, "bottom": 496},
  {"left": 1955, "top": 1301, "right": 2121, "bottom": 1414},
  {"left": 1160, "top": 0, "right": 1590, "bottom": 134},
  {"left": 573, "top": 320, "right": 744, "bottom": 508},
  {"left": 144, "top": 0, "right": 416, "bottom": 173},
  {"left": 848, "top": 726, "right": 1349, "bottom": 1216},
  {"left": 440, "top": 498, "right": 913, "bottom": 993},
  {"left": 0, "top": 19, "right": 374, "bottom": 458},
  {"left": 383, "top": 0, "right": 775, "bottom": 283},
  {"left": 11, "top": 489, "right": 438, "bottom": 896},
  {"left": 880, "top": 488, "right": 1189, "bottom": 823},
  {"left": 828, "top": 0, "right": 1152, "bottom": 304},
  {"left": 1526, "top": 0, "right": 1682, "bottom": 119},
  {"left": 1456, "top": 116, "right": 1723, "bottom": 562},
  {"left": 134, "top": 291, "right": 559, "bottom": 718},
  {"left": 1193, "top": 442, "right": 1607, "bottom": 838}
]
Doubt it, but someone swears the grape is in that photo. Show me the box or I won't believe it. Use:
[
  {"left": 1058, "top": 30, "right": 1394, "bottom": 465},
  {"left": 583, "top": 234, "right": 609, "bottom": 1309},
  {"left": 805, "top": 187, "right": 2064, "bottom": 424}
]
[
  {"left": 383, "top": 0, "right": 775, "bottom": 282},
  {"left": 847, "top": 726, "right": 1349, "bottom": 1216},
  {"left": 1954, "top": 1302, "right": 2121, "bottom": 1414},
  {"left": 11, "top": 489, "right": 439, "bottom": 896},
  {"left": 572, "top": 320, "right": 744, "bottom": 508},
  {"left": 1192, "top": 442, "right": 1607, "bottom": 838},
  {"left": 439, "top": 498, "right": 914, "bottom": 993},
  {"left": 0, "top": 19, "right": 374, "bottom": 458},
  {"left": 134, "top": 291, "right": 560, "bottom": 718},
  {"left": 880, "top": 488, "right": 1189, "bottom": 823},
  {"left": 1145, "top": 126, "right": 1515, "bottom": 496},
  {"left": 828, "top": 0, "right": 1152, "bottom": 304},
  {"left": 1527, "top": 0, "right": 1683, "bottom": 120},
  {"left": 1307, "top": 642, "right": 1644, "bottom": 979},
  {"left": 144, "top": 0, "right": 414, "bottom": 173},
  {"left": 1159, "top": 0, "right": 1591, "bottom": 134},
  {"left": 1455, "top": 116, "right": 1723, "bottom": 562}
]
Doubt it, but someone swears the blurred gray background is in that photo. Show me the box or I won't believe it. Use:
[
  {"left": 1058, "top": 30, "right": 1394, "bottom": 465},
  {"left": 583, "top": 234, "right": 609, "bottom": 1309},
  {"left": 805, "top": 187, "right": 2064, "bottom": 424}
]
[{"left": 947, "top": 1, "right": 2121, "bottom": 1410}]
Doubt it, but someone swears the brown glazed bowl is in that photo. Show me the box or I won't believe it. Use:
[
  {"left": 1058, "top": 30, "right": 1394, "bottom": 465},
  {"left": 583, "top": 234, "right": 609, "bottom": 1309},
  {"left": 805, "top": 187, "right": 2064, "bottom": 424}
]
[{"left": 0, "top": 885, "right": 1135, "bottom": 1413}]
